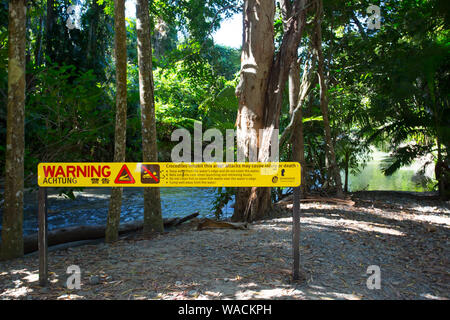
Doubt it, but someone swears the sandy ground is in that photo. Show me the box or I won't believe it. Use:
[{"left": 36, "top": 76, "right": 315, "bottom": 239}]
[{"left": 0, "top": 191, "right": 449, "bottom": 300}]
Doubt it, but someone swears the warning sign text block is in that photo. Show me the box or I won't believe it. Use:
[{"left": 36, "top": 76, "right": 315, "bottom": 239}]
[{"left": 37, "top": 162, "right": 301, "bottom": 187}]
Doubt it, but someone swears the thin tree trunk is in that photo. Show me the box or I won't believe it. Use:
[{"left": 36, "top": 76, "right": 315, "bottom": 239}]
[
  {"left": 2, "top": 0, "right": 27, "bottom": 260},
  {"left": 313, "top": 0, "right": 343, "bottom": 198},
  {"left": 278, "top": 3, "right": 316, "bottom": 197},
  {"left": 289, "top": 61, "right": 301, "bottom": 117},
  {"left": 106, "top": 0, "right": 127, "bottom": 243},
  {"left": 283, "top": 0, "right": 301, "bottom": 116},
  {"left": 45, "top": 0, "right": 55, "bottom": 61},
  {"left": 344, "top": 153, "right": 349, "bottom": 193},
  {"left": 87, "top": 0, "right": 99, "bottom": 68},
  {"left": 290, "top": 61, "right": 306, "bottom": 197},
  {"left": 286, "top": 52, "right": 317, "bottom": 197},
  {"left": 435, "top": 138, "right": 444, "bottom": 198},
  {"left": 34, "top": 14, "right": 43, "bottom": 67},
  {"left": 136, "top": 0, "right": 164, "bottom": 235}
]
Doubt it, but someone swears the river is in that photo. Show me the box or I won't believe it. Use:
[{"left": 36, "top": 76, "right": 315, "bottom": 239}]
[
  {"left": 345, "top": 148, "right": 435, "bottom": 192},
  {"left": 1, "top": 187, "right": 222, "bottom": 236}
]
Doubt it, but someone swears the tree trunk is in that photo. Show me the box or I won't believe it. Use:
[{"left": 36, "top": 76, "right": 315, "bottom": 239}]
[
  {"left": 344, "top": 153, "right": 349, "bottom": 193},
  {"left": 87, "top": 0, "right": 100, "bottom": 69},
  {"left": 283, "top": 0, "right": 303, "bottom": 192},
  {"left": 136, "top": 0, "right": 164, "bottom": 235},
  {"left": 34, "top": 14, "right": 43, "bottom": 67},
  {"left": 283, "top": 0, "right": 301, "bottom": 118},
  {"left": 2, "top": 0, "right": 27, "bottom": 260},
  {"left": 232, "top": 0, "right": 307, "bottom": 222},
  {"left": 232, "top": 0, "right": 275, "bottom": 222},
  {"left": 45, "top": 0, "right": 55, "bottom": 61},
  {"left": 289, "top": 61, "right": 301, "bottom": 117},
  {"left": 106, "top": 0, "right": 127, "bottom": 243},
  {"left": 312, "top": 0, "right": 344, "bottom": 198},
  {"left": 286, "top": 51, "right": 317, "bottom": 197},
  {"left": 290, "top": 61, "right": 306, "bottom": 197}
]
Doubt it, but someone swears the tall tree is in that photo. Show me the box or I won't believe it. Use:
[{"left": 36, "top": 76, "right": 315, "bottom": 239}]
[
  {"left": 45, "top": 0, "right": 55, "bottom": 62},
  {"left": 136, "top": 0, "right": 164, "bottom": 234},
  {"left": 283, "top": 48, "right": 317, "bottom": 196},
  {"left": 105, "top": 0, "right": 127, "bottom": 243},
  {"left": 232, "top": 0, "right": 275, "bottom": 222},
  {"left": 2, "top": 0, "right": 27, "bottom": 260},
  {"left": 281, "top": 0, "right": 311, "bottom": 197},
  {"left": 233, "top": 0, "right": 307, "bottom": 222},
  {"left": 312, "top": 0, "right": 343, "bottom": 197},
  {"left": 288, "top": 60, "right": 306, "bottom": 197}
]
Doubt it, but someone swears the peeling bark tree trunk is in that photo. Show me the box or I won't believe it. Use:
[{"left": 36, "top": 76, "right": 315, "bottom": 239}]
[
  {"left": 136, "top": 0, "right": 164, "bottom": 235},
  {"left": 106, "top": 0, "right": 127, "bottom": 243},
  {"left": 312, "top": 0, "right": 344, "bottom": 198},
  {"left": 2, "top": 0, "right": 27, "bottom": 260},
  {"left": 232, "top": 0, "right": 307, "bottom": 222},
  {"left": 232, "top": 0, "right": 275, "bottom": 222}
]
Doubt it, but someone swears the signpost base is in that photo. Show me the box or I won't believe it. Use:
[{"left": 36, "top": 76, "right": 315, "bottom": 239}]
[
  {"left": 38, "top": 187, "right": 48, "bottom": 287},
  {"left": 292, "top": 186, "right": 301, "bottom": 281}
]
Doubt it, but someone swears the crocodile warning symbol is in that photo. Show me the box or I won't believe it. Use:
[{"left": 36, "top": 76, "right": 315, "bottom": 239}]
[
  {"left": 141, "top": 164, "right": 160, "bottom": 184},
  {"left": 114, "top": 164, "right": 135, "bottom": 184}
]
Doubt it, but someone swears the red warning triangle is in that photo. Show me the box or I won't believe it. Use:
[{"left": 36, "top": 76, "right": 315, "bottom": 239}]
[{"left": 114, "top": 164, "right": 136, "bottom": 184}]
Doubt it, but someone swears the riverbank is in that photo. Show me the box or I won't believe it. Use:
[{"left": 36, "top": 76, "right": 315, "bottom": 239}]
[
  {"left": 0, "top": 187, "right": 221, "bottom": 236},
  {"left": 0, "top": 191, "right": 448, "bottom": 300}
]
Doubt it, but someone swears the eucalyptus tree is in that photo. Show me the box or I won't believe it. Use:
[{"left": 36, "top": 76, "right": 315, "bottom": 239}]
[
  {"left": 2, "top": 0, "right": 27, "bottom": 260},
  {"left": 136, "top": 0, "right": 163, "bottom": 234},
  {"left": 106, "top": 0, "right": 127, "bottom": 242},
  {"left": 232, "top": 0, "right": 308, "bottom": 222}
]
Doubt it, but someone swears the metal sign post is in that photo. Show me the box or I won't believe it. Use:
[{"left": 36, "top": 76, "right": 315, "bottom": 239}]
[
  {"left": 292, "top": 185, "right": 301, "bottom": 281},
  {"left": 38, "top": 187, "right": 48, "bottom": 286}
]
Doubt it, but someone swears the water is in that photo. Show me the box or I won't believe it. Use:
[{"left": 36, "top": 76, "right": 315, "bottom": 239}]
[
  {"left": 346, "top": 149, "right": 435, "bottom": 192},
  {"left": 1, "top": 187, "right": 224, "bottom": 236}
]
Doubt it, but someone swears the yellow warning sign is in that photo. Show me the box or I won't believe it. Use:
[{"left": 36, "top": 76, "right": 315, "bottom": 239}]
[
  {"left": 114, "top": 164, "right": 136, "bottom": 184},
  {"left": 37, "top": 162, "right": 301, "bottom": 187}
]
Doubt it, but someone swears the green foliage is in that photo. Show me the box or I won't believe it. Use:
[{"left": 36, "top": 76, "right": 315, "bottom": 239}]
[
  {"left": 1, "top": 0, "right": 448, "bottom": 201},
  {"left": 24, "top": 63, "right": 114, "bottom": 175},
  {"left": 211, "top": 187, "right": 235, "bottom": 219},
  {"left": 322, "top": 0, "right": 448, "bottom": 195},
  {"left": 153, "top": 57, "right": 239, "bottom": 160}
]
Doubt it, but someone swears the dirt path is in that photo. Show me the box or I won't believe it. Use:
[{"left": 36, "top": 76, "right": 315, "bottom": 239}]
[{"left": 1, "top": 192, "right": 449, "bottom": 300}]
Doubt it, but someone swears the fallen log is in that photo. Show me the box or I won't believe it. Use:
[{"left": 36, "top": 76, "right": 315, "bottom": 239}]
[
  {"left": 299, "top": 197, "right": 355, "bottom": 206},
  {"left": 276, "top": 194, "right": 355, "bottom": 206},
  {"left": 164, "top": 212, "right": 199, "bottom": 228},
  {"left": 197, "top": 218, "right": 248, "bottom": 231},
  {"left": 2, "top": 212, "right": 199, "bottom": 254}
]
